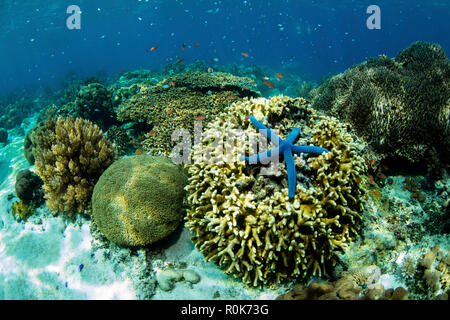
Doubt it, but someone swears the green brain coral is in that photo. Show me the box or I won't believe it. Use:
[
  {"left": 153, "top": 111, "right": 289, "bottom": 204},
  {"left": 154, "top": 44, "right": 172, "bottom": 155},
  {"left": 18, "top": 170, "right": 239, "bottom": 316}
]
[
  {"left": 185, "top": 95, "right": 367, "bottom": 286},
  {"left": 91, "top": 155, "right": 188, "bottom": 246}
]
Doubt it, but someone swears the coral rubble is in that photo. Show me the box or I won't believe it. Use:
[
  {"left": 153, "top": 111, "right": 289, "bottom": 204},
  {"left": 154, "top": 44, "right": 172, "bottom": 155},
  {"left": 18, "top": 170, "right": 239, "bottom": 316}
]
[{"left": 185, "top": 95, "right": 367, "bottom": 286}]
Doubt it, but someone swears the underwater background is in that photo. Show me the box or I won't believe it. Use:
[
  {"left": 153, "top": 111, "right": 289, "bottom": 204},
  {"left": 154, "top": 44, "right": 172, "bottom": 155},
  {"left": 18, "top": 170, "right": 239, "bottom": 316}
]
[{"left": 0, "top": 0, "right": 449, "bottom": 300}]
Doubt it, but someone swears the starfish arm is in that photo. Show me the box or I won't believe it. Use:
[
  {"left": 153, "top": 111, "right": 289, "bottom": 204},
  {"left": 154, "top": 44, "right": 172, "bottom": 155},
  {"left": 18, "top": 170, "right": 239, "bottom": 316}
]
[
  {"left": 292, "top": 145, "right": 329, "bottom": 155},
  {"left": 286, "top": 127, "right": 300, "bottom": 144},
  {"left": 240, "top": 147, "right": 280, "bottom": 164},
  {"left": 249, "top": 116, "right": 281, "bottom": 145},
  {"left": 283, "top": 148, "right": 297, "bottom": 199}
]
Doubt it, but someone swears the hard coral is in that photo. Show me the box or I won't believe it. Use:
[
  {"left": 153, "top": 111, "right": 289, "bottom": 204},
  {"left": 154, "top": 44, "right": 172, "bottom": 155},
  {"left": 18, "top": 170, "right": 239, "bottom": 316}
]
[
  {"left": 91, "top": 155, "right": 188, "bottom": 246},
  {"left": 310, "top": 41, "right": 450, "bottom": 166},
  {"left": 116, "top": 71, "right": 259, "bottom": 155},
  {"left": 34, "top": 117, "right": 117, "bottom": 216},
  {"left": 277, "top": 276, "right": 408, "bottom": 300},
  {"left": 185, "top": 95, "right": 367, "bottom": 286}
]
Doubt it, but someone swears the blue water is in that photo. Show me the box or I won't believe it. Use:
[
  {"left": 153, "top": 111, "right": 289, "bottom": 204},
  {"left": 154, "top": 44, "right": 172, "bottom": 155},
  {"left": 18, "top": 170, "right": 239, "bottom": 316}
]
[{"left": 0, "top": 0, "right": 449, "bottom": 95}]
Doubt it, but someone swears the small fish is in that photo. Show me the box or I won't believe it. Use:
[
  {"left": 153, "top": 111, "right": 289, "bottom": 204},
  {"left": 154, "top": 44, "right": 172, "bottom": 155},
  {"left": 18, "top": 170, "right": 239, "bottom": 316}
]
[
  {"left": 169, "top": 81, "right": 176, "bottom": 86},
  {"left": 276, "top": 77, "right": 281, "bottom": 81},
  {"left": 264, "top": 81, "right": 274, "bottom": 88},
  {"left": 245, "top": 115, "right": 250, "bottom": 123},
  {"left": 276, "top": 73, "right": 284, "bottom": 78},
  {"left": 243, "top": 85, "right": 248, "bottom": 90},
  {"left": 176, "top": 59, "right": 184, "bottom": 64},
  {"left": 195, "top": 115, "right": 206, "bottom": 121},
  {"left": 65, "top": 282, "right": 68, "bottom": 288},
  {"left": 149, "top": 130, "right": 156, "bottom": 135},
  {"left": 150, "top": 46, "right": 158, "bottom": 51},
  {"left": 106, "top": 93, "right": 111, "bottom": 98},
  {"left": 78, "top": 264, "right": 84, "bottom": 272},
  {"left": 181, "top": 42, "right": 186, "bottom": 50},
  {"left": 194, "top": 42, "right": 199, "bottom": 47},
  {"left": 227, "top": 95, "right": 236, "bottom": 100},
  {"left": 162, "top": 84, "right": 170, "bottom": 89},
  {"left": 263, "top": 76, "right": 270, "bottom": 80},
  {"left": 241, "top": 52, "right": 249, "bottom": 57},
  {"left": 166, "top": 109, "right": 173, "bottom": 115},
  {"left": 210, "top": 58, "right": 219, "bottom": 62}
]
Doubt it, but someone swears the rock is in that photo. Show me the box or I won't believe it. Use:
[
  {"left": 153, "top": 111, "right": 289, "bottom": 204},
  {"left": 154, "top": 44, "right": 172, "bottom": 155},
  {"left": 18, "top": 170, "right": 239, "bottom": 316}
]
[{"left": 182, "top": 270, "right": 200, "bottom": 284}]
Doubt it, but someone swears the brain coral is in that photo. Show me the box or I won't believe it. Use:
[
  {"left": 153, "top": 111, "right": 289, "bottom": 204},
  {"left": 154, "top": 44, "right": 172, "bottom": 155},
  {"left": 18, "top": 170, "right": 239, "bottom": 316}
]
[
  {"left": 91, "top": 155, "right": 188, "bottom": 247},
  {"left": 116, "top": 71, "right": 259, "bottom": 155},
  {"left": 185, "top": 95, "right": 367, "bottom": 286},
  {"left": 310, "top": 41, "right": 450, "bottom": 166},
  {"left": 34, "top": 116, "right": 117, "bottom": 215}
]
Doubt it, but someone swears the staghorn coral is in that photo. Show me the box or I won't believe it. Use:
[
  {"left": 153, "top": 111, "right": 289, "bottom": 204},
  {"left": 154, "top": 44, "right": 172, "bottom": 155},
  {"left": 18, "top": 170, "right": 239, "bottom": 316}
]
[
  {"left": 185, "top": 95, "right": 367, "bottom": 286},
  {"left": 91, "top": 155, "right": 187, "bottom": 246},
  {"left": 310, "top": 41, "right": 450, "bottom": 167},
  {"left": 33, "top": 117, "right": 117, "bottom": 216},
  {"left": 116, "top": 71, "right": 259, "bottom": 155}
]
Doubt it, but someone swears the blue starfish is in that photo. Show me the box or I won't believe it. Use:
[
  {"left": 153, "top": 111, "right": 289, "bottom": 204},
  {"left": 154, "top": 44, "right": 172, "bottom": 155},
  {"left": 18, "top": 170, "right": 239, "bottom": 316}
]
[{"left": 240, "top": 116, "right": 329, "bottom": 199}]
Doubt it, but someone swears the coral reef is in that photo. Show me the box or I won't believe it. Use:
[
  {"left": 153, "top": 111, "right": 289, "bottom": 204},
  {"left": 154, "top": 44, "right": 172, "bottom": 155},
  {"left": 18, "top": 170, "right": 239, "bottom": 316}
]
[
  {"left": 116, "top": 71, "right": 260, "bottom": 155},
  {"left": 185, "top": 95, "right": 367, "bottom": 286},
  {"left": 91, "top": 155, "right": 188, "bottom": 246},
  {"left": 310, "top": 41, "right": 450, "bottom": 167},
  {"left": 14, "top": 169, "right": 44, "bottom": 206},
  {"left": 33, "top": 116, "right": 117, "bottom": 215}
]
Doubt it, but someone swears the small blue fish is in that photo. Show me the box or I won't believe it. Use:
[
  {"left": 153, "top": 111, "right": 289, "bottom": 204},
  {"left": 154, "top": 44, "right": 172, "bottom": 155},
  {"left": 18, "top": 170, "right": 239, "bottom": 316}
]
[
  {"left": 162, "top": 84, "right": 170, "bottom": 89},
  {"left": 78, "top": 264, "right": 84, "bottom": 272},
  {"left": 65, "top": 282, "right": 68, "bottom": 288}
]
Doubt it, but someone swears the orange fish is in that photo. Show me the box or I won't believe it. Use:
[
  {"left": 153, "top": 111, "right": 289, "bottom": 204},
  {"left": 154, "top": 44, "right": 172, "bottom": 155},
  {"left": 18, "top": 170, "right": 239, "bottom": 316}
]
[
  {"left": 194, "top": 43, "right": 199, "bottom": 47},
  {"left": 276, "top": 78, "right": 281, "bottom": 82},
  {"left": 227, "top": 95, "right": 236, "bottom": 100},
  {"left": 245, "top": 115, "right": 250, "bottom": 123},
  {"left": 150, "top": 46, "right": 158, "bottom": 51},
  {"left": 149, "top": 130, "right": 156, "bottom": 136},
  {"left": 276, "top": 73, "right": 284, "bottom": 78},
  {"left": 166, "top": 110, "right": 173, "bottom": 115},
  {"left": 264, "top": 81, "right": 274, "bottom": 88},
  {"left": 176, "top": 59, "right": 184, "bottom": 64},
  {"left": 181, "top": 42, "right": 186, "bottom": 50},
  {"left": 169, "top": 81, "right": 176, "bottom": 86},
  {"left": 241, "top": 52, "right": 249, "bottom": 57},
  {"left": 195, "top": 115, "right": 206, "bottom": 121}
]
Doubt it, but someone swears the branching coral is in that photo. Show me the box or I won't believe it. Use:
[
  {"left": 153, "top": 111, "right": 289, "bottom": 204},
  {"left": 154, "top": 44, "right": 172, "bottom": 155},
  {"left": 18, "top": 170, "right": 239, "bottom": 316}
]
[
  {"left": 185, "top": 95, "right": 367, "bottom": 286},
  {"left": 34, "top": 116, "right": 117, "bottom": 215}
]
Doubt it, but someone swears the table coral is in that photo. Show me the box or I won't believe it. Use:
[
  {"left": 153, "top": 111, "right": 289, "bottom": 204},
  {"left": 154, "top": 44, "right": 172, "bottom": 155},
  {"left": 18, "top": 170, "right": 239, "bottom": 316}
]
[
  {"left": 116, "top": 71, "right": 259, "bottom": 155},
  {"left": 310, "top": 41, "right": 450, "bottom": 167},
  {"left": 33, "top": 116, "right": 117, "bottom": 216},
  {"left": 185, "top": 95, "right": 367, "bottom": 286}
]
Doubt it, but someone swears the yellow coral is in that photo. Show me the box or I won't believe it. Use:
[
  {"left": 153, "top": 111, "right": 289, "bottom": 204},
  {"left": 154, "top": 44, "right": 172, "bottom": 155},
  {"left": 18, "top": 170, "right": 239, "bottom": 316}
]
[
  {"left": 33, "top": 117, "right": 117, "bottom": 216},
  {"left": 10, "top": 200, "right": 35, "bottom": 221},
  {"left": 185, "top": 95, "right": 367, "bottom": 286}
]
